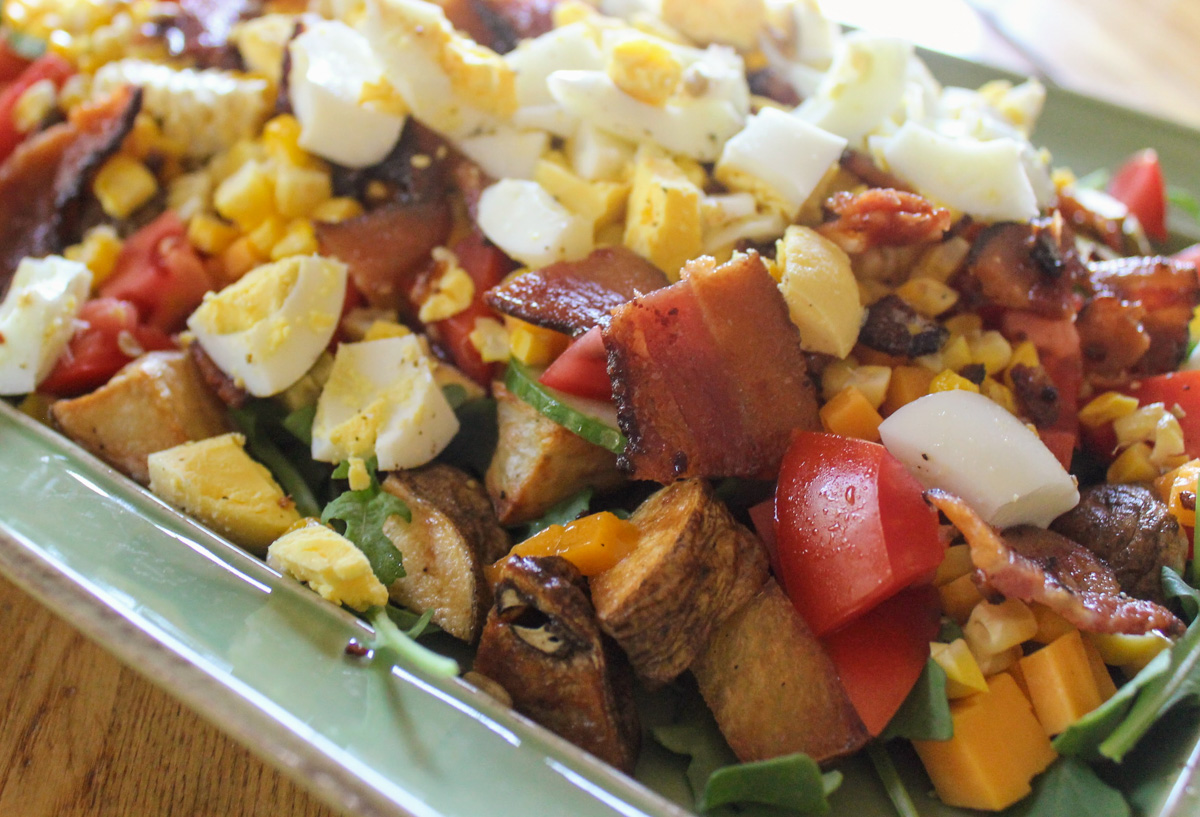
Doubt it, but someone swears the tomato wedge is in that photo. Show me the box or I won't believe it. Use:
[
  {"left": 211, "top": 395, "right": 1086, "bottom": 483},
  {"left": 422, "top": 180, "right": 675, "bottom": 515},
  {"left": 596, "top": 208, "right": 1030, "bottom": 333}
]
[
  {"left": 775, "top": 431, "right": 944, "bottom": 636},
  {"left": 1108, "top": 149, "right": 1168, "bottom": 243},
  {"left": 539, "top": 326, "right": 611, "bottom": 400},
  {"left": 822, "top": 585, "right": 941, "bottom": 736}
]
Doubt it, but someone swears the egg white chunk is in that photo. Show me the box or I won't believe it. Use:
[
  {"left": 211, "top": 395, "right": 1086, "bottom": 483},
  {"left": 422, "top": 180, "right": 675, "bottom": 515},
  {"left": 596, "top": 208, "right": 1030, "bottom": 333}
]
[
  {"left": 794, "top": 32, "right": 912, "bottom": 143},
  {"left": 879, "top": 390, "right": 1079, "bottom": 529},
  {"left": 507, "top": 23, "right": 603, "bottom": 137},
  {"left": 568, "top": 122, "right": 636, "bottom": 182},
  {"left": 879, "top": 121, "right": 1039, "bottom": 222},
  {"left": 716, "top": 107, "right": 847, "bottom": 218},
  {"left": 311, "top": 335, "right": 459, "bottom": 470},
  {"left": 289, "top": 20, "right": 406, "bottom": 168},
  {"left": 477, "top": 179, "right": 593, "bottom": 269},
  {"left": 455, "top": 127, "right": 549, "bottom": 181},
  {"left": 188, "top": 255, "right": 347, "bottom": 398},
  {"left": 0, "top": 255, "right": 92, "bottom": 396}
]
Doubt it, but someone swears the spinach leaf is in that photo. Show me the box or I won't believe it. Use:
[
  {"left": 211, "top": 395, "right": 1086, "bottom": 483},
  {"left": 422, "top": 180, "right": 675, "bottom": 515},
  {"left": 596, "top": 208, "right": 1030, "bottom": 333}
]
[
  {"left": 866, "top": 743, "right": 918, "bottom": 817},
  {"left": 1015, "top": 758, "right": 1129, "bottom": 817},
  {"left": 1164, "top": 566, "right": 1200, "bottom": 623},
  {"left": 880, "top": 658, "right": 953, "bottom": 741},
  {"left": 438, "top": 395, "right": 498, "bottom": 478},
  {"left": 323, "top": 457, "right": 411, "bottom": 585},
  {"left": 518, "top": 488, "right": 594, "bottom": 538},
  {"left": 700, "top": 754, "right": 841, "bottom": 814}
]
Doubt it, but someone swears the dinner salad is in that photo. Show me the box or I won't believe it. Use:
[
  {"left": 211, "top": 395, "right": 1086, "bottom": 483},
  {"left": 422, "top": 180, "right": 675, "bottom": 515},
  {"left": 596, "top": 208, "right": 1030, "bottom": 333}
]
[{"left": 2, "top": 0, "right": 1200, "bottom": 813}]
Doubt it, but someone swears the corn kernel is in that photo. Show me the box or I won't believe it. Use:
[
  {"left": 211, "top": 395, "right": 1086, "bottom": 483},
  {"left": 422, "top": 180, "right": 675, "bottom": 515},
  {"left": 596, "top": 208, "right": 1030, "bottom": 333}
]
[
  {"left": 187, "top": 213, "right": 239, "bottom": 255},
  {"left": 968, "top": 331, "right": 1013, "bottom": 375},
  {"left": 363, "top": 320, "right": 412, "bottom": 341},
  {"left": 981, "top": 378, "right": 1018, "bottom": 414},
  {"left": 1029, "top": 603, "right": 1076, "bottom": 645},
  {"left": 214, "top": 160, "right": 276, "bottom": 229},
  {"left": 274, "top": 163, "right": 333, "bottom": 219},
  {"left": 13, "top": 78, "right": 57, "bottom": 134},
  {"left": 1156, "top": 459, "right": 1200, "bottom": 528},
  {"left": 930, "top": 369, "right": 980, "bottom": 395},
  {"left": 262, "top": 114, "right": 318, "bottom": 167},
  {"left": 64, "top": 225, "right": 123, "bottom": 286},
  {"left": 896, "top": 277, "right": 959, "bottom": 317},
  {"left": 311, "top": 196, "right": 365, "bottom": 223},
  {"left": 930, "top": 639, "right": 989, "bottom": 699},
  {"left": 824, "top": 362, "right": 891, "bottom": 410},
  {"left": 418, "top": 249, "right": 475, "bottom": 324},
  {"left": 940, "top": 573, "right": 984, "bottom": 624},
  {"left": 1107, "top": 442, "right": 1158, "bottom": 484},
  {"left": 943, "top": 312, "right": 983, "bottom": 337},
  {"left": 1078, "top": 391, "right": 1140, "bottom": 429},
  {"left": 1114, "top": 402, "right": 1167, "bottom": 448},
  {"left": 220, "top": 235, "right": 265, "bottom": 282},
  {"left": 469, "top": 317, "right": 511, "bottom": 363},
  {"left": 270, "top": 219, "right": 319, "bottom": 260},
  {"left": 92, "top": 154, "right": 158, "bottom": 219},
  {"left": 941, "top": 334, "right": 972, "bottom": 373},
  {"left": 247, "top": 214, "right": 287, "bottom": 256},
  {"left": 1008, "top": 340, "right": 1041, "bottom": 371},
  {"left": 935, "top": 544, "right": 973, "bottom": 587},
  {"left": 910, "top": 236, "right": 970, "bottom": 283},
  {"left": 607, "top": 37, "right": 682, "bottom": 107},
  {"left": 965, "top": 598, "right": 1038, "bottom": 658},
  {"left": 506, "top": 317, "right": 570, "bottom": 366}
]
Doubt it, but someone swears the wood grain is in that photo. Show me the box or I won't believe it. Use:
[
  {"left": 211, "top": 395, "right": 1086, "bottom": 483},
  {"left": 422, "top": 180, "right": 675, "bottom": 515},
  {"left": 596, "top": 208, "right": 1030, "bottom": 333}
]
[{"left": 0, "top": 575, "right": 343, "bottom": 817}]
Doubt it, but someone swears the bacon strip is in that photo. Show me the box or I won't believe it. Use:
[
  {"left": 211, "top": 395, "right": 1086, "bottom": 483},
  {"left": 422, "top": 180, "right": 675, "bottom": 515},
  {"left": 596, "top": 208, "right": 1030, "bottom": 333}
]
[
  {"left": 818, "top": 188, "right": 951, "bottom": 254},
  {"left": 604, "top": 252, "right": 820, "bottom": 482},
  {"left": 484, "top": 247, "right": 668, "bottom": 336},
  {"left": 965, "top": 217, "right": 1087, "bottom": 318},
  {"left": 928, "top": 490, "right": 1183, "bottom": 637}
]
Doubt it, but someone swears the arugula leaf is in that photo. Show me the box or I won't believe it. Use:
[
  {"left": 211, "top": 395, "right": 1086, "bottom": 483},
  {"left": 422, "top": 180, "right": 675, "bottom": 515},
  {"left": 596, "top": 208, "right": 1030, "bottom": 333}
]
[
  {"left": 384, "top": 604, "right": 440, "bottom": 636},
  {"left": 700, "top": 753, "right": 841, "bottom": 814},
  {"left": 282, "top": 403, "right": 316, "bottom": 446},
  {"left": 520, "top": 488, "right": 594, "bottom": 538},
  {"left": 866, "top": 743, "right": 918, "bottom": 817},
  {"left": 437, "top": 396, "right": 497, "bottom": 478},
  {"left": 1169, "top": 187, "right": 1200, "bottom": 223},
  {"left": 1055, "top": 569, "right": 1200, "bottom": 762},
  {"left": 366, "top": 606, "right": 458, "bottom": 678},
  {"left": 1016, "top": 758, "right": 1129, "bottom": 817},
  {"left": 880, "top": 658, "right": 953, "bottom": 741},
  {"left": 1163, "top": 566, "right": 1200, "bottom": 623},
  {"left": 231, "top": 404, "right": 322, "bottom": 518},
  {"left": 322, "top": 458, "right": 411, "bottom": 585}
]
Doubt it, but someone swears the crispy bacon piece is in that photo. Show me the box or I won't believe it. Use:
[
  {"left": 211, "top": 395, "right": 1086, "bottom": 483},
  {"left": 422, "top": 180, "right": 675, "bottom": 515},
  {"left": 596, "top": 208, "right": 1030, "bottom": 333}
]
[
  {"left": 1008, "top": 363, "right": 1061, "bottom": 428},
  {"left": 964, "top": 216, "right": 1088, "bottom": 317},
  {"left": 839, "top": 149, "right": 913, "bottom": 192},
  {"left": 329, "top": 120, "right": 453, "bottom": 207},
  {"left": 748, "top": 68, "right": 801, "bottom": 106},
  {"left": 484, "top": 247, "right": 668, "bottom": 337},
  {"left": 0, "top": 86, "right": 141, "bottom": 295},
  {"left": 189, "top": 341, "right": 249, "bottom": 409},
  {"left": 928, "top": 490, "right": 1183, "bottom": 637},
  {"left": 857, "top": 294, "right": 948, "bottom": 358},
  {"left": 1090, "top": 256, "right": 1199, "bottom": 377},
  {"left": 604, "top": 252, "right": 820, "bottom": 482},
  {"left": 1076, "top": 296, "right": 1151, "bottom": 382},
  {"left": 1057, "top": 190, "right": 1138, "bottom": 255},
  {"left": 464, "top": 0, "right": 557, "bottom": 53},
  {"left": 315, "top": 201, "right": 452, "bottom": 315},
  {"left": 818, "top": 188, "right": 952, "bottom": 254}
]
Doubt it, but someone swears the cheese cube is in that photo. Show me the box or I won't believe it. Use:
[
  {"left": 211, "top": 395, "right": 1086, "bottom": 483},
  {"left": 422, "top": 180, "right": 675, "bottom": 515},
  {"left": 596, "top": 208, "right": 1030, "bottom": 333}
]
[
  {"left": 1019, "top": 630, "right": 1104, "bottom": 736},
  {"left": 623, "top": 147, "right": 703, "bottom": 280}
]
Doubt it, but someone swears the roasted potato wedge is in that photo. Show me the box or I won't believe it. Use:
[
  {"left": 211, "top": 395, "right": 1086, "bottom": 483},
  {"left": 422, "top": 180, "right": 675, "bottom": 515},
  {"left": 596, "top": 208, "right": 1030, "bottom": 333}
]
[
  {"left": 473, "top": 555, "right": 640, "bottom": 773},
  {"left": 50, "top": 350, "right": 231, "bottom": 484},
  {"left": 590, "top": 479, "right": 769, "bottom": 686},
  {"left": 382, "top": 464, "right": 510, "bottom": 642},
  {"left": 485, "top": 382, "right": 625, "bottom": 525},
  {"left": 691, "top": 579, "right": 869, "bottom": 764}
]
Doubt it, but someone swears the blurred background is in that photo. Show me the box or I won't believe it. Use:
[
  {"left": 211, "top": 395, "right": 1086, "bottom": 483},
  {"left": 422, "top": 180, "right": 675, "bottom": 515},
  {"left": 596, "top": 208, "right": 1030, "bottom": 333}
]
[{"left": 830, "top": 0, "right": 1200, "bottom": 130}]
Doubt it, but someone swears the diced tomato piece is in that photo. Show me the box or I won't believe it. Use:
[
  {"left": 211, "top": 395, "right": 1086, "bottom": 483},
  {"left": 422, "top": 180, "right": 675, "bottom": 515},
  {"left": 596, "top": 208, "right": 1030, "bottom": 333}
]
[
  {"left": 822, "top": 585, "right": 941, "bottom": 736},
  {"left": 0, "top": 39, "right": 33, "bottom": 85},
  {"left": 539, "top": 326, "right": 611, "bottom": 400},
  {"left": 1127, "top": 370, "right": 1200, "bottom": 459},
  {"left": 99, "top": 211, "right": 214, "bottom": 333},
  {"left": 1108, "top": 149, "right": 1168, "bottom": 243},
  {"left": 1000, "top": 310, "right": 1083, "bottom": 469},
  {"left": 774, "top": 431, "right": 944, "bottom": 636},
  {"left": 426, "top": 232, "right": 513, "bottom": 385},
  {"left": 38, "top": 298, "right": 176, "bottom": 397},
  {"left": 0, "top": 53, "right": 74, "bottom": 164}
]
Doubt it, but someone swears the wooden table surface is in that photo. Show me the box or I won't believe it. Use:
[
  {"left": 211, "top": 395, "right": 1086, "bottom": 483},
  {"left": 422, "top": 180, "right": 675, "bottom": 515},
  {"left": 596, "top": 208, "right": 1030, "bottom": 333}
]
[{"left": 4, "top": 1, "right": 1200, "bottom": 815}]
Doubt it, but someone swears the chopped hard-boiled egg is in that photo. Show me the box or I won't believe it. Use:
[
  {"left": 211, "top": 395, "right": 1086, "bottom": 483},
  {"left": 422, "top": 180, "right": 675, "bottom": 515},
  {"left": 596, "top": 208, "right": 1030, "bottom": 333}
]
[
  {"left": 288, "top": 20, "right": 407, "bottom": 168},
  {"left": 659, "top": 0, "right": 766, "bottom": 50},
  {"left": 507, "top": 22, "right": 605, "bottom": 137},
  {"left": 188, "top": 255, "right": 347, "bottom": 398},
  {"left": 363, "top": 0, "right": 515, "bottom": 139},
  {"left": 311, "top": 334, "right": 460, "bottom": 470},
  {"left": 455, "top": 127, "right": 549, "bottom": 181},
  {"left": 624, "top": 146, "right": 704, "bottom": 280},
  {"left": 715, "top": 107, "right": 847, "bottom": 219},
  {"left": 879, "top": 390, "right": 1079, "bottom": 528},
  {"left": 567, "top": 122, "right": 636, "bottom": 182},
  {"left": 794, "top": 31, "right": 912, "bottom": 143},
  {"left": 774, "top": 225, "right": 863, "bottom": 358},
  {"left": 267, "top": 520, "right": 389, "bottom": 611},
  {"left": 477, "top": 179, "right": 594, "bottom": 269},
  {"left": 0, "top": 255, "right": 92, "bottom": 396}
]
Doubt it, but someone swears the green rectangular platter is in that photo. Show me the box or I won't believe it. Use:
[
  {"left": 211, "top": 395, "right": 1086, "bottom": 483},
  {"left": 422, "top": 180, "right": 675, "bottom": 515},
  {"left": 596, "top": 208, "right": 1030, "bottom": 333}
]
[{"left": 1, "top": 47, "right": 1199, "bottom": 817}]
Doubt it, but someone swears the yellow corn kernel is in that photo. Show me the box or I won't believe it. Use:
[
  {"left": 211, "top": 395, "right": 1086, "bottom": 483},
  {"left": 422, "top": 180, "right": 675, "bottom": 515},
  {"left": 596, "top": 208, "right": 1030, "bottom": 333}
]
[
  {"left": 819, "top": 386, "right": 884, "bottom": 442},
  {"left": 418, "top": 249, "right": 475, "bottom": 324},
  {"left": 220, "top": 235, "right": 265, "bottom": 283},
  {"left": 271, "top": 219, "right": 319, "bottom": 260},
  {"left": 509, "top": 511, "right": 639, "bottom": 576},
  {"left": 506, "top": 317, "right": 569, "bottom": 367},
  {"left": 910, "top": 235, "right": 971, "bottom": 284},
  {"left": 968, "top": 330, "right": 1013, "bottom": 375},
  {"left": 247, "top": 214, "right": 287, "bottom": 256},
  {"left": 1078, "top": 391, "right": 1140, "bottom": 429},
  {"left": 1028, "top": 603, "right": 1076, "bottom": 645},
  {"left": 1085, "top": 631, "right": 1172, "bottom": 673},
  {"left": 214, "top": 160, "right": 276, "bottom": 230},
  {"left": 1107, "top": 442, "right": 1158, "bottom": 484},
  {"left": 943, "top": 312, "right": 983, "bottom": 337},
  {"left": 931, "top": 639, "right": 989, "bottom": 699},
  {"left": 976, "top": 645, "right": 1024, "bottom": 677},
  {"left": 469, "top": 317, "right": 511, "bottom": 363},
  {"left": 821, "top": 360, "right": 891, "bottom": 410},
  {"left": 274, "top": 163, "right": 333, "bottom": 219},
  {"left": 896, "top": 277, "right": 959, "bottom": 317},
  {"left": 941, "top": 334, "right": 972, "bottom": 373},
  {"left": 935, "top": 544, "right": 973, "bottom": 587},
  {"left": 92, "top": 154, "right": 158, "bottom": 219},
  {"left": 981, "top": 378, "right": 1018, "bottom": 414},
  {"left": 363, "top": 320, "right": 412, "bottom": 341},
  {"left": 1155, "top": 458, "right": 1200, "bottom": 528},
  {"left": 930, "top": 369, "right": 980, "bottom": 395},
  {"left": 311, "top": 196, "right": 365, "bottom": 223},
  {"left": 939, "top": 573, "right": 984, "bottom": 624},
  {"left": 552, "top": 0, "right": 597, "bottom": 26},
  {"left": 1007, "top": 340, "right": 1041, "bottom": 372},
  {"left": 965, "top": 598, "right": 1038, "bottom": 658},
  {"left": 187, "top": 213, "right": 240, "bottom": 256},
  {"left": 1114, "top": 402, "right": 1167, "bottom": 448},
  {"left": 13, "top": 78, "right": 56, "bottom": 133},
  {"left": 262, "top": 114, "right": 319, "bottom": 167},
  {"left": 1151, "top": 411, "right": 1188, "bottom": 470},
  {"left": 607, "top": 37, "right": 682, "bottom": 107},
  {"left": 64, "top": 225, "right": 123, "bottom": 286}
]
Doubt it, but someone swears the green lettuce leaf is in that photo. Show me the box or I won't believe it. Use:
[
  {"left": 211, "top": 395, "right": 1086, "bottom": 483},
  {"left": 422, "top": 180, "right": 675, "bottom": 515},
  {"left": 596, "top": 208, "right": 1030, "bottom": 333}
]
[
  {"left": 322, "top": 457, "right": 411, "bottom": 585},
  {"left": 880, "top": 658, "right": 953, "bottom": 741}
]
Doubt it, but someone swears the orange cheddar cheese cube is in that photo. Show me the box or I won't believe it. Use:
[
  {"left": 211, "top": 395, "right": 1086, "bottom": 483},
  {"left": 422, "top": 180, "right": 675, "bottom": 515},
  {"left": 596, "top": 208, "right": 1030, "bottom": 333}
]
[{"left": 1018, "top": 630, "right": 1103, "bottom": 736}]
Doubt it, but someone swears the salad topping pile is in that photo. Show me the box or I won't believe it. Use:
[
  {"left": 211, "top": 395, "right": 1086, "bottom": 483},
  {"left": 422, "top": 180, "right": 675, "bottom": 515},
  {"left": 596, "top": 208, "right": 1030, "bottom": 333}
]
[{"left": 2, "top": 0, "right": 1200, "bottom": 813}]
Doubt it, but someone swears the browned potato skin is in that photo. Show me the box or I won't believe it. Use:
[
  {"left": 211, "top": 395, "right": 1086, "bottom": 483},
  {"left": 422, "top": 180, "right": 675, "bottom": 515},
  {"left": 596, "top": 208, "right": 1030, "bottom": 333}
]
[
  {"left": 381, "top": 464, "right": 510, "bottom": 642},
  {"left": 474, "top": 555, "right": 640, "bottom": 774},
  {"left": 485, "top": 382, "right": 625, "bottom": 525},
  {"left": 691, "top": 579, "right": 869, "bottom": 764},
  {"left": 590, "top": 479, "right": 769, "bottom": 687},
  {"left": 50, "top": 350, "right": 232, "bottom": 484}
]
